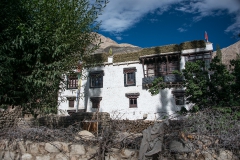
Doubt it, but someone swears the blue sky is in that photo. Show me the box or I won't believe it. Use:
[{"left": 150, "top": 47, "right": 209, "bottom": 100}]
[{"left": 97, "top": 0, "right": 240, "bottom": 51}]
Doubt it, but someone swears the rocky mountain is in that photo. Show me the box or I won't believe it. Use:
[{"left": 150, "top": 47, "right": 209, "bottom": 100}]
[
  {"left": 213, "top": 40, "right": 240, "bottom": 66},
  {"left": 93, "top": 33, "right": 142, "bottom": 54}
]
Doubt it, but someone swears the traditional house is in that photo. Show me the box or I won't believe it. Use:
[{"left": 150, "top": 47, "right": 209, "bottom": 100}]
[{"left": 58, "top": 40, "right": 213, "bottom": 120}]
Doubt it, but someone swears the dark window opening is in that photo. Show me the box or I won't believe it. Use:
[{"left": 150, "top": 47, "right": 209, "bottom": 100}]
[
  {"left": 187, "top": 53, "right": 212, "bottom": 70},
  {"left": 145, "top": 57, "right": 179, "bottom": 77},
  {"left": 90, "top": 97, "right": 102, "bottom": 109},
  {"left": 67, "top": 97, "right": 75, "bottom": 108},
  {"left": 67, "top": 75, "right": 78, "bottom": 89},
  {"left": 129, "top": 98, "right": 137, "bottom": 108},
  {"left": 125, "top": 93, "right": 139, "bottom": 108},
  {"left": 172, "top": 91, "right": 185, "bottom": 105},
  {"left": 123, "top": 68, "right": 136, "bottom": 87},
  {"left": 89, "top": 71, "right": 104, "bottom": 88}
]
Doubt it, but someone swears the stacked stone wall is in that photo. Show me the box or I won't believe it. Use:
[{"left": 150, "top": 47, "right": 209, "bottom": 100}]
[{"left": 0, "top": 140, "right": 138, "bottom": 160}]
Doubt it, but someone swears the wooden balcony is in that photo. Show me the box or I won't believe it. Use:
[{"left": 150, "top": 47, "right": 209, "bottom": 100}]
[{"left": 142, "top": 74, "right": 184, "bottom": 85}]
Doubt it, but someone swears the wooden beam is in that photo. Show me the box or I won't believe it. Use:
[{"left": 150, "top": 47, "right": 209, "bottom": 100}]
[{"left": 142, "top": 58, "right": 146, "bottom": 78}]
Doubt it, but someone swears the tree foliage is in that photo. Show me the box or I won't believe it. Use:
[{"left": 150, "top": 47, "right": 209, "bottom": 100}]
[
  {"left": 148, "top": 53, "right": 240, "bottom": 111},
  {"left": 0, "top": 0, "right": 107, "bottom": 115}
]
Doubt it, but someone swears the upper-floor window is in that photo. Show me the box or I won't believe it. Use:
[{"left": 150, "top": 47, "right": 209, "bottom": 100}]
[
  {"left": 89, "top": 71, "right": 104, "bottom": 88},
  {"left": 67, "top": 75, "right": 78, "bottom": 89},
  {"left": 147, "top": 61, "right": 179, "bottom": 77},
  {"left": 123, "top": 68, "right": 136, "bottom": 87},
  {"left": 187, "top": 53, "right": 211, "bottom": 70}
]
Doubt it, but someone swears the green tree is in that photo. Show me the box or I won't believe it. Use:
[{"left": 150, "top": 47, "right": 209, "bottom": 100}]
[
  {"left": 0, "top": 0, "right": 107, "bottom": 115},
  {"left": 216, "top": 44, "right": 222, "bottom": 63},
  {"left": 148, "top": 56, "right": 240, "bottom": 111}
]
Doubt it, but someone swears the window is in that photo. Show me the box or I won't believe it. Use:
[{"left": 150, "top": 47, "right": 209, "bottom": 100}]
[
  {"left": 123, "top": 68, "right": 136, "bottom": 86},
  {"left": 90, "top": 97, "right": 102, "bottom": 108},
  {"left": 147, "top": 64, "right": 155, "bottom": 77},
  {"left": 67, "top": 75, "right": 78, "bottom": 89},
  {"left": 67, "top": 97, "right": 75, "bottom": 108},
  {"left": 187, "top": 53, "right": 212, "bottom": 70},
  {"left": 125, "top": 93, "right": 140, "bottom": 108},
  {"left": 172, "top": 91, "right": 185, "bottom": 105},
  {"left": 146, "top": 59, "right": 179, "bottom": 77},
  {"left": 89, "top": 71, "right": 104, "bottom": 88}
]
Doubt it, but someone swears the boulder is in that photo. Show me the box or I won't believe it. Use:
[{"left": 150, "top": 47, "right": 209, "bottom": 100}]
[
  {"left": 78, "top": 130, "right": 95, "bottom": 140},
  {"left": 45, "top": 142, "right": 62, "bottom": 153},
  {"left": 169, "top": 140, "right": 194, "bottom": 153},
  {"left": 21, "top": 153, "right": 33, "bottom": 160},
  {"left": 70, "top": 144, "right": 86, "bottom": 155}
]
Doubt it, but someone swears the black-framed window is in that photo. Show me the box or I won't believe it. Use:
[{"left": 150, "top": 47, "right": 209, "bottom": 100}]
[
  {"left": 187, "top": 53, "right": 212, "bottom": 70},
  {"left": 129, "top": 98, "right": 137, "bottom": 108},
  {"left": 123, "top": 68, "right": 136, "bottom": 87},
  {"left": 172, "top": 91, "right": 185, "bottom": 105},
  {"left": 89, "top": 71, "right": 104, "bottom": 88},
  {"left": 125, "top": 93, "right": 139, "bottom": 108},
  {"left": 67, "top": 97, "right": 75, "bottom": 108},
  {"left": 90, "top": 97, "right": 102, "bottom": 108},
  {"left": 67, "top": 75, "right": 78, "bottom": 89}
]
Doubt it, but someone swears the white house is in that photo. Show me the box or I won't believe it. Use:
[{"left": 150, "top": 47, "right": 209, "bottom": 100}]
[{"left": 58, "top": 40, "right": 213, "bottom": 120}]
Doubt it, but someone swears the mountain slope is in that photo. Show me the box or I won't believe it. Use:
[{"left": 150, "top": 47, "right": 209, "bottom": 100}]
[{"left": 213, "top": 41, "right": 240, "bottom": 66}]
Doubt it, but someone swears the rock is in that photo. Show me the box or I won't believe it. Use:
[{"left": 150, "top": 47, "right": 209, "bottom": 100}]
[
  {"left": 38, "top": 142, "right": 48, "bottom": 154},
  {"left": 169, "top": 140, "right": 194, "bottom": 153},
  {"left": 35, "top": 155, "right": 51, "bottom": 160},
  {"left": 86, "top": 145, "right": 98, "bottom": 156},
  {"left": 3, "top": 151, "right": 16, "bottom": 160},
  {"left": 217, "top": 150, "right": 237, "bottom": 160},
  {"left": 55, "top": 153, "right": 68, "bottom": 160},
  {"left": 105, "top": 153, "right": 121, "bottom": 160},
  {"left": 45, "top": 142, "right": 62, "bottom": 153},
  {"left": 18, "top": 141, "right": 27, "bottom": 153},
  {"left": 29, "top": 143, "right": 39, "bottom": 155},
  {"left": 78, "top": 130, "right": 95, "bottom": 140},
  {"left": 70, "top": 155, "right": 80, "bottom": 160},
  {"left": 21, "top": 153, "right": 33, "bottom": 160},
  {"left": 0, "top": 151, "right": 4, "bottom": 159},
  {"left": 70, "top": 144, "right": 86, "bottom": 155},
  {"left": 61, "top": 142, "right": 70, "bottom": 153},
  {"left": 120, "top": 149, "right": 136, "bottom": 158}
]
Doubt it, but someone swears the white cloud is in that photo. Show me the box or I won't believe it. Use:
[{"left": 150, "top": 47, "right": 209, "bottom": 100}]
[
  {"left": 98, "top": 0, "right": 181, "bottom": 32},
  {"left": 178, "top": 0, "right": 240, "bottom": 33},
  {"left": 98, "top": 0, "right": 240, "bottom": 34},
  {"left": 177, "top": 27, "right": 187, "bottom": 32}
]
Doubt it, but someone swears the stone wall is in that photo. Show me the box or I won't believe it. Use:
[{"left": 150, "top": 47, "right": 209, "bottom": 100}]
[
  {"left": 0, "top": 107, "right": 22, "bottom": 130},
  {"left": 0, "top": 140, "right": 138, "bottom": 160},
  {"left": 0, "top": 139, "right": 238, "bottom": 160}
]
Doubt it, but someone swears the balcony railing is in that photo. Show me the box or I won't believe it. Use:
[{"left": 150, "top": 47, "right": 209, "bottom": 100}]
[{"left": 142, "top": 74, "right": 184, "bottom": 85}]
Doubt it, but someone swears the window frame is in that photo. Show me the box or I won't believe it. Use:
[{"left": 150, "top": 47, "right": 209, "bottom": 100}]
[
  {"left": 90, "top": 97, "right": 102, "bottom": 109},
  {"left": 125, "top": 93, "right": 140, "bottom": 108},
  {"left": 123, "top": 68, "right": 136, "bottom": 87},
  {"left": 67, "top": 97, "right": 75, "bottom": 108},
  {"left": 67, "top": 75, "right": 78, "bottom": 89},
  {"left": 172, "top": 91, "right": 185, "bottom": 105},
  {"left": 89, "top": 71, "right": 104, "bottom": 88},
  {"left": 187, "top": 52, "right": 212, "bottom": 70}
]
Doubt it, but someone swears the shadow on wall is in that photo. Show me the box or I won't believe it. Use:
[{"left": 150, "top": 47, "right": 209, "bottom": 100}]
[
  {"left": 156, "top": 89, "right": 177, "bottom": 120},
  {"left": 83, "top": 68, "right": 103, "bottom": 113}
]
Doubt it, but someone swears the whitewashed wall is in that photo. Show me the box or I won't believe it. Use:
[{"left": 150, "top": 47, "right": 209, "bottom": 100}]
[
  {"left": 58, "top": 42, "right": 213, "bottom": 120},
  {"left": 59, "top": 62, "right": 186, "bottom": 120}
]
